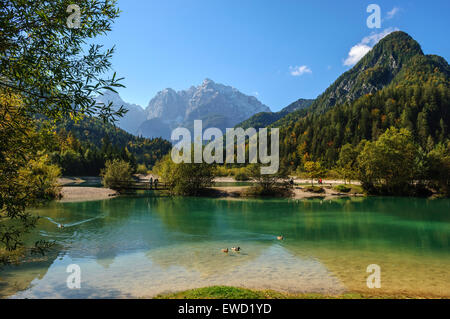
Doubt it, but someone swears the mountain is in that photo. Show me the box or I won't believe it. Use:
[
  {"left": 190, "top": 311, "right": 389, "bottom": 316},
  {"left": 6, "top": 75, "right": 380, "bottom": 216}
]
[
  {"left": 137, "top": 79, "right": 271, "bottom": 139},
  {"left": 96, "top": 91, "right": 146, "bottom": 134},
  {"left": 236, "top": 98, "right": 314, "bottom": 129},
  {"left": 275, "top": 31, "right": 425, "bottom": 128},
  {"left": 274, "top": 31, "right": 450, "bottom": 168}
]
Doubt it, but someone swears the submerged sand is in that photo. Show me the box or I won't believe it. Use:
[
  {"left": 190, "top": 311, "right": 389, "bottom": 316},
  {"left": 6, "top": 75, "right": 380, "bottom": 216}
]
[{"left": 58, "top": 187, "right": 117, "bottom": 203}]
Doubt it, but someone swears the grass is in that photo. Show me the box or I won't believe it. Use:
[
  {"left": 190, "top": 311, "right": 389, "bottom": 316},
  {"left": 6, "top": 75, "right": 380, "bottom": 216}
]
[{"left": 154, "top": 286, "right": 421, "bottom": 299}]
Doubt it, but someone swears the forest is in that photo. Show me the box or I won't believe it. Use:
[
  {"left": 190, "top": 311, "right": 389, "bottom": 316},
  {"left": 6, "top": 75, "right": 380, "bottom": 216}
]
[{"left": 49, "top": 117, "right": 172, "bottom": 176}]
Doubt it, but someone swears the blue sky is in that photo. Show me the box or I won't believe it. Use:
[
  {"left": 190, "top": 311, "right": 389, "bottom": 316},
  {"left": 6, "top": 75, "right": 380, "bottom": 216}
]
[{"left": 96, "top": 0, "right": 450, "bottom": 112}]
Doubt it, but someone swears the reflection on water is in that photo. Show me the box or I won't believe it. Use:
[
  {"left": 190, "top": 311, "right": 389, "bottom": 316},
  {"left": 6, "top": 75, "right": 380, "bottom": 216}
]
[{"left": 0, "top": 195, "right": 449, "bottom": 298}]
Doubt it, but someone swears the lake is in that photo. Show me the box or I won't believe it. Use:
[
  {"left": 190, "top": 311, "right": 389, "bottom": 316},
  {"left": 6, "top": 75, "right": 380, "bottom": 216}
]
[{"left": 1, "top": 194, "right": 449, "bottom": 298}]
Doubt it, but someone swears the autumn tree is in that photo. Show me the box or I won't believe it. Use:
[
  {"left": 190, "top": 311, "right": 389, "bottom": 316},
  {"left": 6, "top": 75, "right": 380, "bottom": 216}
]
[
  {"left": 154, "top": 155, "right": 214, "bottom": 196},
  {"left": 357, "top": 127, "right": 420, "bottom": 195},
  {"left": 304, "top": 161, "right": 325, "bottom": 186},
  {"left": 337, "top": 142, "right": 367, "bottom": 184}
]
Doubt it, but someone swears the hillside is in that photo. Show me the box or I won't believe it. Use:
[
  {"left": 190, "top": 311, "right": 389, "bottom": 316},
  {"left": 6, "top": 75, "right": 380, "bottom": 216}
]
[
  {"left": 275, "top": 31, "right": 449, "bottom": 169},
  {"left": 236, "top": 98, "right": 314, "bottom": 129},
  {"left": 52, "top": 117, "right": 172, "bottom": 175}
]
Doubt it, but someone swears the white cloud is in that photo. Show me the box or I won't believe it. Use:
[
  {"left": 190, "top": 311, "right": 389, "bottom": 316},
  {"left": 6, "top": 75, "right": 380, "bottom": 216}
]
[
  {"left": 343, "top": 27, "right": 399, "bottom": 67},
  {"left": 289, "top": 65, "right": 312, "bottom": 76},
  {"left": 386, "top": 7, "right": 400, "bottom": 20},
  {"left": 344, "top": 44, "right": 372, "bottom": 67}
]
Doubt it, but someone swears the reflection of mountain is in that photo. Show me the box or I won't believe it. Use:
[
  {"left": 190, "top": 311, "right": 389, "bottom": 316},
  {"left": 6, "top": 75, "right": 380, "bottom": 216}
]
[
  {"left": 149, "top": 197, "right": 218, "bottom": 236},
  {"left": 0, "top": 249, "right": 59, "bottom": 298}
]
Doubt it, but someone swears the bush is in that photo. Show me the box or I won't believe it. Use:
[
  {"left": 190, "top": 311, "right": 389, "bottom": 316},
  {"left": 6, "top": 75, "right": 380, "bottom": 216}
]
[
  {"left": 303, "top": 186, "right": 325, "bottom": 193},
  {"left": 245, "top": 164, "right": 293, "bottom": 197},
  {"left": 101, "top": 159, "right": 134, "bottom": 190},
  {"left": 333, "top": 185, "right": 351, "bottom": 193},
  {"left": 234, "top": 172, "right": 250, "bottom": 181}
]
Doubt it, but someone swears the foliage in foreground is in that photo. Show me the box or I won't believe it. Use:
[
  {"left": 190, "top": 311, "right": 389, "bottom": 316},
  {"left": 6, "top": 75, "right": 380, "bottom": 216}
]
[
  {"left": 1, "top": 0, "right": 122, "bottom": 263},
  {"left": 0, "top": 92, "right": 61, "bottom": 262}
]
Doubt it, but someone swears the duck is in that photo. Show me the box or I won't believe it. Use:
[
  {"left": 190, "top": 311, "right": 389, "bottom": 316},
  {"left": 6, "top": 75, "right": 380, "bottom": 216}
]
[
  {"left": 277, "top": 235, "right": 284, "bottom": 241},
  {"left": 231, "top": 247, "right": 241, "bottom": 252},
  {"left": 221, "top": 248, "right": 229, "bottom": 253},
  {"left": 58, "top": 224, "right": 65, "bottom": 229}
]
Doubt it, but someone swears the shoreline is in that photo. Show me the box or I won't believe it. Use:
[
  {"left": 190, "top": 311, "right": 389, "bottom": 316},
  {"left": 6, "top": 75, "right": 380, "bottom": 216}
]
[
  {"left": 210, "top": 185, "right": 364, "bottom": 200},
  {"left": 57, "top": 184, "right": 361, "bottom": 203},
  {"left": 57, "top": 176, "right": 445, "bottom": 202}
]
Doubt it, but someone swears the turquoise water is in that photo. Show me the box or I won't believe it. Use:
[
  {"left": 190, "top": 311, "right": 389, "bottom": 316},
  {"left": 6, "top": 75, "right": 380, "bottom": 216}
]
[{"left": 1, "top": 195, "right": 449, "bottom": 298}]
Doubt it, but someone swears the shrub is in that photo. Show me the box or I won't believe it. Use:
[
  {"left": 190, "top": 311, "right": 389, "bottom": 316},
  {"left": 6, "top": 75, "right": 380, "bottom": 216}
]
[
  {"left": 334, "top": 185, "right": 351, "bottom": 193},
  {"left": 245, "top": 164, "right": 293, "bottom": 197},
  {"left": 234, "top": 172, "right": 250, "bottom": 181},
  {"left": 303, "top": 186, "right": 325, "bottom": 193},
  {"left": 101, "top": 159, "right": 134, "bottom": 190}
]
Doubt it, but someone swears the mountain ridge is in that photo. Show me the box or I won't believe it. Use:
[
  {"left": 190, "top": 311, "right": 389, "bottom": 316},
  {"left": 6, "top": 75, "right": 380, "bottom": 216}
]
[
  {"left": 272, "top": 31, "right": 425, "bottom": 128},
  {"left": 98, "top": 79, "right": 271, "bottom": 139}
]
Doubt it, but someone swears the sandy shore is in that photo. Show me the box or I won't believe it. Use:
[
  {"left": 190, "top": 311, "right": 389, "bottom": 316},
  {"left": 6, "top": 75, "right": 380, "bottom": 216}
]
[
  {"left": 292, "top": 187, "right": 363, "bottom": 200},
  {"left": 211, "top": 185, "right": 363, "bottom": 200},
  {"left": 57, "top": 176, "right": 361, "bottom": 202},
  {"left": 58, "top": 187, "right": 118, "bottom": 203}
]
